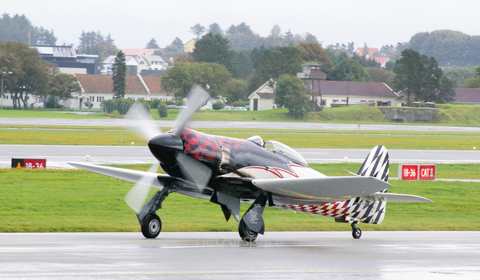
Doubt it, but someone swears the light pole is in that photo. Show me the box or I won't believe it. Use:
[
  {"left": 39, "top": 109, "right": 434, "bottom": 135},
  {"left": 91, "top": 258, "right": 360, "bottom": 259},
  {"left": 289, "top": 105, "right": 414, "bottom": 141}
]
[{"left": 1, "top": 71, "right": 13, "bottom": 110}]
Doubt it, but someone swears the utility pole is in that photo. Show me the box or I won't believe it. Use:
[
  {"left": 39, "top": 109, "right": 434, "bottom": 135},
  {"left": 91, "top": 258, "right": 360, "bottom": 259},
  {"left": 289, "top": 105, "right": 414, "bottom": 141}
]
[{"left": 1, "top": 71, "right": 13, "bottom": 110}]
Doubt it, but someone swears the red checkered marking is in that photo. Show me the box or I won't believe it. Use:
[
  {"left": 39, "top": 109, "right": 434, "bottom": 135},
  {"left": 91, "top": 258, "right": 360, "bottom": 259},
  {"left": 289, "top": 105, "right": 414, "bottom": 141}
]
[
  {"left": 216, "top": 137, "right": 247, "bottom": 151},
  {"left": 182, "top": 129, "right": 220, "bottom": 161},
  {"left": 283, "top": 201, "right": 349, "bottom": 218}
]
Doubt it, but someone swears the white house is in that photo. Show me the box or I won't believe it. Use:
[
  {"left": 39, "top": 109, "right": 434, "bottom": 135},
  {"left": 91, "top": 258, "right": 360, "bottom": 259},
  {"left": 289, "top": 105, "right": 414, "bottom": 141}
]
[
  {"left": 248, "top": 80, "right": 400, "bottom": 111},
  {"left": 67, "top": 74, "right": 174, "bottom": 109},
  {"left": 248, "top": 80, "right": 276, "bottom": 111},
  {"left": 101, "top": 54, "right": 169, "bottom": 75}
]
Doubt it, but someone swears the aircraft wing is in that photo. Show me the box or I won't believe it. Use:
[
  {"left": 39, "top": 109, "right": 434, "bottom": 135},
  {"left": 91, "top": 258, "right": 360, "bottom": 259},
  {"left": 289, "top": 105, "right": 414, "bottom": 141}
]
[
  {"left": 252, "top": 176, "right": 391, "bottom": 204},
  {"left": 68, "top": 162, "right": 166, "bottom": 189},
  {"left": 362, "top": 192, "right": 433, "bottom": 203}
]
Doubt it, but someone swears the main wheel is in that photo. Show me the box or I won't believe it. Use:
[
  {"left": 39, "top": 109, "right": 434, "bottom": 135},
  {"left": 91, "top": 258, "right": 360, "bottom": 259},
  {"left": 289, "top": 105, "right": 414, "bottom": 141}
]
[
  {"left": 238, "top": 220, "right": 258, "bottom": 242},
  {"left": 141, "top": 214, "right": 162, "bottom": 239},
  {"left": 352, "top": 227, "right": 362, "bottom": 239}
]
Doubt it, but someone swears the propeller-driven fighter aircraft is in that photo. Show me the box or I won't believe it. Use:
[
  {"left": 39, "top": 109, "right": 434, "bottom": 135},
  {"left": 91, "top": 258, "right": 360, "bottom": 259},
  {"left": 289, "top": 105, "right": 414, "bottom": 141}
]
[{"left": 70, "top": 85, "right": 432, "bottom": 242}]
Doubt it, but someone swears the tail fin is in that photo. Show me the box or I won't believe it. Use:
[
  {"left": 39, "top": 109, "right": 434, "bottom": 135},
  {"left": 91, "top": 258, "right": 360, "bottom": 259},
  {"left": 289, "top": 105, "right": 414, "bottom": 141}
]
[{"left": 357, "top": 145, "right": 389, "bottom": 183}]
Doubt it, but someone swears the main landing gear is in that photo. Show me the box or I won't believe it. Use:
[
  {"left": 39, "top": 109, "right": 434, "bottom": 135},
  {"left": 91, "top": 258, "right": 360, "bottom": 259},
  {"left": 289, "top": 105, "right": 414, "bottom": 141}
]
[
  {"left": 351, "top": 222, "right": 362, "bottom": 239},
  {"left": 238, "top": 193, "right": 268, "bottom": 242},
  {"left": 136, "top": 184, "right": 172, "bottom": 239}
]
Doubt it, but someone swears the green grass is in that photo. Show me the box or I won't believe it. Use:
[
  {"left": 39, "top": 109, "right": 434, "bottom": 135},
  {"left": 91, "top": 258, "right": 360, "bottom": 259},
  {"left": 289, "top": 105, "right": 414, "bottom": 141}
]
[
  {"left": 1, "top": 163, "right": 479, "bottom": 233},
  {"left": 1, "top": 127, "right": 479, "bottom": 150},
  {"left": 0, "top": 108, "right": 105, "bottom": 119},
  {"left": 2, "top": 104, "right": 480, "bottom": 126}
]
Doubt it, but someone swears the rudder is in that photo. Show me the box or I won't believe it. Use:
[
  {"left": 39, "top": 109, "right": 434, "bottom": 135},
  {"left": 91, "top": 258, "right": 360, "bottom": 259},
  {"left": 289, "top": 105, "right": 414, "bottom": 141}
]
[{"left": 357, "top": 145, "right": 389, "bottom": 183}]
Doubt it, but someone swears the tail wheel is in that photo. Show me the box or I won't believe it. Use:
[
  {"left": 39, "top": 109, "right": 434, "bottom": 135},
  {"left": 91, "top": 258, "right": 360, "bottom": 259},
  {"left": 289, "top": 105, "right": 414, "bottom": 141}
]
[
  {"left": 352, "top": 226, "right": 362, "bottom": 239},
  {"left": 141, "top": 214, "right": 162, "bottom": 239},
  {"left": 238, "top": 220, "right": 258, "bottom": 242}
]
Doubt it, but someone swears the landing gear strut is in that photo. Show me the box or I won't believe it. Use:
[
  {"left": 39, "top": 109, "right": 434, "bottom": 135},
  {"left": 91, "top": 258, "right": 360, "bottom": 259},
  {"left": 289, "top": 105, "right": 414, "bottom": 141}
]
[
  {"left": 351, "top": 222, "right": 362, "bottom": 239},
  {"left": 137, "top": 184, "right": 172, "bottom": 239}
]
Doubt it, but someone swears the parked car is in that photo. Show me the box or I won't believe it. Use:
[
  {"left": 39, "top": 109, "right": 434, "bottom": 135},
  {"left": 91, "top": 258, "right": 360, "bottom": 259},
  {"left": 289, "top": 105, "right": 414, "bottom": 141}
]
[
  {"left": 220, "top": 106, "right": 233, "bottom": 110},
  {"left": 167, "top": 105, "right": 179, "bottom": 109},
  {"left": 178, "top": 105, "right": 188, "bottom": 109},
  {"left": 234, "top": 106, "right": 247, "bottom": 111}
]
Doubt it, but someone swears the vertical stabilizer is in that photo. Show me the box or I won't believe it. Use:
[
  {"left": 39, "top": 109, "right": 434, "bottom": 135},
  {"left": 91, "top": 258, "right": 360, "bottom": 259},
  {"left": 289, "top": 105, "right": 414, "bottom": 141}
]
[{"left": 357, "top": 145, "right": 389, "bottom": 183}]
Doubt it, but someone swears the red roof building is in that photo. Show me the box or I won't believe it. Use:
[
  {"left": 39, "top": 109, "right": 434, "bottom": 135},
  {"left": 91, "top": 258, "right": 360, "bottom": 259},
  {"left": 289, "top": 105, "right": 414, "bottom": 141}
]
[{"left": 73, "top": 74, "right": 174, "bottom": 109}]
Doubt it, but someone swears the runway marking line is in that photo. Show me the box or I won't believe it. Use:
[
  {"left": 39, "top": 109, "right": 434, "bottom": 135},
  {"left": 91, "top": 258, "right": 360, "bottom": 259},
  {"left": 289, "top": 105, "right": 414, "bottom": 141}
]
[{"left": 1, "top": 267, "right": 480, "bottom": 277}]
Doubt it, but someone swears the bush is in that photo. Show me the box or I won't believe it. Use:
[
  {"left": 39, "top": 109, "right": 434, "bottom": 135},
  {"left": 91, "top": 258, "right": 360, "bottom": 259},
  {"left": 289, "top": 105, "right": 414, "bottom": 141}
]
[
  {"left": 115, "top": 98, "right": 134, "bottom": 115},
  {"left": 83, "top": 101, "right": 93, "bottom": 109},
  {"left": 102, "top": 100, "right": 115, "bottom": 113},
  {"left": 212, "top": 101, "right": 225, "bottom": 110},
  {"left": 44, "top": 96, "right": 62, "bottom": 108},
  {"left": 158, "top": 102, "right": 168, "bottom": 118},
  {"left": 149, "top": 99, "right": 161, "bottom": 109}
]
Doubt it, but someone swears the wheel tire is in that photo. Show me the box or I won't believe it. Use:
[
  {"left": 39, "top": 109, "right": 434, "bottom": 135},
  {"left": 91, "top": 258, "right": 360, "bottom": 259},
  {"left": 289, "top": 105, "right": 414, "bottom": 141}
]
[
  {"left": 238, "top": 220, "right": 258, "bottom": 242},
  {"left": 141, "top": 214, "right": 162, "bottom": 239},
  {"left": 352, "top": 227, "right": 362, "bottom": 239}
]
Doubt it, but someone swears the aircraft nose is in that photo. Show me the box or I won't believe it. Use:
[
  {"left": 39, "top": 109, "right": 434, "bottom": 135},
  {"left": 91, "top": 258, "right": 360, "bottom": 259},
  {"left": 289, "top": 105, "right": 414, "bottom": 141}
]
[{"left": 148, "top": 133, "right": 183, "bottom": 163}]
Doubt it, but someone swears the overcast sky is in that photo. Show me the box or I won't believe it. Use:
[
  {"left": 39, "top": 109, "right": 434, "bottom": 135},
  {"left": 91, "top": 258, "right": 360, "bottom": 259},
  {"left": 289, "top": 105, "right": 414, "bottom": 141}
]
[{"left": 3, "top": 0, "right": 480, "bottom": 50}]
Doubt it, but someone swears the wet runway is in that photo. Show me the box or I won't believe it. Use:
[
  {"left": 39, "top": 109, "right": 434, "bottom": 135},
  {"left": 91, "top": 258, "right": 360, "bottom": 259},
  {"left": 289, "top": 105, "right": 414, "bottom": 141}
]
[{"left": 0, "top": 231, "right": 479, "bottom": 279}]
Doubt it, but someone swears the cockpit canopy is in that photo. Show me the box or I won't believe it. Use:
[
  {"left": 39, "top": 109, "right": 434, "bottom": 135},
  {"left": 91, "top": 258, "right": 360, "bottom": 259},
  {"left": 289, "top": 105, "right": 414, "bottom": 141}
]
[
  {"left": 264, "top": 140, "right": 307, "bottom": 166},
  {"left": 246, "top": 135, "right": 264, "bottom": 147}
]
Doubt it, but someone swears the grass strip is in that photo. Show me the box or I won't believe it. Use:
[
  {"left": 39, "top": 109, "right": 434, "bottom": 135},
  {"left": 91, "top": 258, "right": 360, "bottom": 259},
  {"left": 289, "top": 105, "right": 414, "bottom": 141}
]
[
  {"left": 0, "top": 163, "right": 479, "bottom": 233},
  {"left": 1, "top": 128, "right": 479, "bottom": 150}
]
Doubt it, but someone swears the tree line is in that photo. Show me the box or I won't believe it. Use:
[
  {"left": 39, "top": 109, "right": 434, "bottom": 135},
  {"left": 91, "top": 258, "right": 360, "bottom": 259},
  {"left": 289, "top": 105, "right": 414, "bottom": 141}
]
[
  {"left": 0, "top": 13, "right": 57, "bottom": 46},
  {"left": 0, "top": 41, "right": 80, "bottom": 109}
]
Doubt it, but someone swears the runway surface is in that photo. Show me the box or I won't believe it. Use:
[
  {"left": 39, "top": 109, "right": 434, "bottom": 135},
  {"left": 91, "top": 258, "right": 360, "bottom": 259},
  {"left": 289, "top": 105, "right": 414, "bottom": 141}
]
[
  {"left": 1, "top": 145, "right": 479, "bottom": 169},
  {"left": 2, "top": 117, "right": 480, "bottom": 132},
  {"left": 0, "top": 231, "right": 479, "bottom": 279}
]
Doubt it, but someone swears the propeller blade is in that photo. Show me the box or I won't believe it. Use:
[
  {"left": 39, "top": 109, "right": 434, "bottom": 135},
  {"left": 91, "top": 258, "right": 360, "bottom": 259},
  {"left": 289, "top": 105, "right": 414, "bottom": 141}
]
[
  {"left": 172, "top": 84, "right": 211, "bottom": 137},
  {"left": 176, "top": 153, "right": 212, "bottom": 192},
  {"left": 124, "top": 101, "right": 162, "bottom": 141},
  {"left": 125, "top": 163, "right": 160, "bottom": 213}
]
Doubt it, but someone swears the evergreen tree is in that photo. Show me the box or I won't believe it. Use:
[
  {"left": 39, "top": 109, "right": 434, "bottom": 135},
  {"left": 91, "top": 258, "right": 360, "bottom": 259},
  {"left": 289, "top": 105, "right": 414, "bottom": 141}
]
[
  {"left": 190, "top": 23, "right": 206, "bottom": 39},
  {"left": 208, "top": 23, "right": 223, "bottom": 36},
  {"left": 145, "top": 38, "right": 159, "bottom": 49},
  {"left": 112, "top": 51, "right": 126, "bottom": 99},
  {"left": 191, "top": 33, "right": 232, "bottom": 69}
]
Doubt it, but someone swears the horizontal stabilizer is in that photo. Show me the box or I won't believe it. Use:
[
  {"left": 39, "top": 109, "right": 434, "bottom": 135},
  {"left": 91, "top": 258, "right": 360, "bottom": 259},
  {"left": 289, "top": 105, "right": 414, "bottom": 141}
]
[
  {"left": 362, "top": 192, "right": 433, "bottom": 203},
  {"left": 68, "top": 162, "right": 165, "bottom": 189},
  {"left": 252, "top": 176, "right": 391, "bottom": 204}
]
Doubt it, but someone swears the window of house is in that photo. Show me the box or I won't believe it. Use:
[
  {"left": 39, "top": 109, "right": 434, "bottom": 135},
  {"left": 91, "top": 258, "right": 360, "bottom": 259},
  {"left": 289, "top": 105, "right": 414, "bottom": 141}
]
[
  {"left": 96, "top": 96, "right": 104, "bottom": 102},
  {"left": 321, "top": 99, "right": 326, "bottom": 105},
  {"left": 89, "top": 96, "right": 95, "bottom": 102}
]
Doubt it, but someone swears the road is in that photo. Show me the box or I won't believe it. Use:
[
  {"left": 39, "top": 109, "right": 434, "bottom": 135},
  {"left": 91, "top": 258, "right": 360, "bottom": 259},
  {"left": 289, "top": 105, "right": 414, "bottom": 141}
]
[
  {"left": 0, "top": 232, "right": 479, "bottom": 279},
  {"left": 1, "top": 117, "right": 480, "bottom": 132}
]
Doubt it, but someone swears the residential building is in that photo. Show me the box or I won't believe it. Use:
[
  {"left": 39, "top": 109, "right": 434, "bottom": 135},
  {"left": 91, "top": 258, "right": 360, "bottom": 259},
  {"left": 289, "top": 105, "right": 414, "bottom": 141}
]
[
  {"left": 122, "top": 49, "right": 164, "bottom": 56},
  {"left": 248, "top": 81, "right": 276, "bottom": 111},
  {"left": 101, "top": 54, "right": 169, "bottom": 76},
  {"left": 183, "top": 39, "right": 196, "bottom": 53},
  {"left": 354, "top": 47, "right": 390, "bottom": 68},
  {"left": 354, "top": 47, "right": 380, "bottom": 58},
  {"left": 454, "top": 88, "right": 480, "bottom": 104},
  {"left": 248, "top": 80, "right": 400, "bottom": 111}
]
